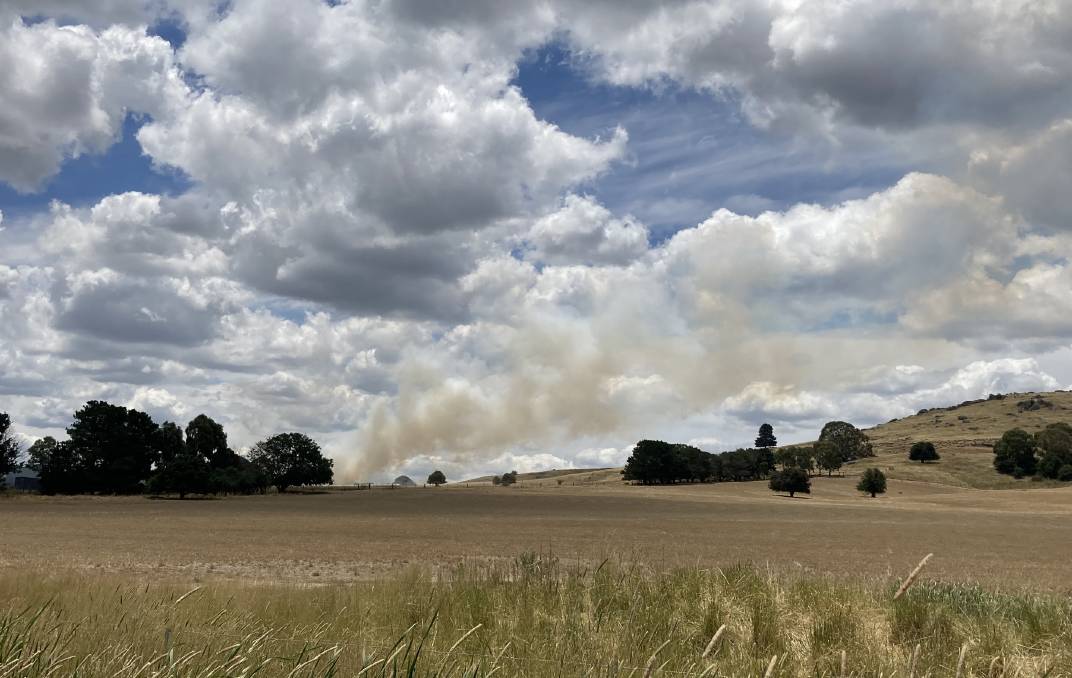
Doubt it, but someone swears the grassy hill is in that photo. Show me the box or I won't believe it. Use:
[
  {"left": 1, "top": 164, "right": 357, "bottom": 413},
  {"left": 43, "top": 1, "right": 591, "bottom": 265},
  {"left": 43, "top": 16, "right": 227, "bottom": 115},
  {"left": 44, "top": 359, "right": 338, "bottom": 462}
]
[
  {"left": 464, "top": 391, "right": 1072, "bottom": 490},
  {"left": 464, "top": 467, "right": 613, "bottom": 484},
  {"left": 859, "top": 390, "right": 1072, "bottom": 489}
]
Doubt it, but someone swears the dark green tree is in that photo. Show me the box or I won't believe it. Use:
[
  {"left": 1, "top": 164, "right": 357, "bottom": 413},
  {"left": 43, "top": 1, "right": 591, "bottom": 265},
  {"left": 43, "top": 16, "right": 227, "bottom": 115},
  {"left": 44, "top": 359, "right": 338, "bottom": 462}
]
[
  {"left": 209, "top": 457, "right": 269, "bottom": 495},
  {"left": 498, "top": 470, "right": 518, "bottom": 486},
  {"left": 673, "top": 444, "right": 712, "bottom": 483},
  {"left": 1036, "top": 423, "right": 1072, "bottom": 480},
  {"left": 249, "top": 432, "right": 333, "bottom": 492},
  {"left": 67, "top": 401, "right": 159, "bottom": 493},
  {"left": 156, "top": 422, "right": 187, "bottom": 464},
  {"left": 775, "top": 445, "right": 813, "bottom": 474},
  {"left": 856, "top": 468, "right": 887, "bottom": 497},
  {"left": 148, "top": 452, "right": 210, "bottom": 499},
  {"left": 38, "top": 440, "right": 83, "bottom": 494},
  {"left": 185, "top": 414, "right": 237, "bottom": 468},
  {"left": 427, "top": 470, "right": 447, "bottom": 486},
  {"left": 814, "top": 440, "right": 843, "bottom": 476},
  {"left": 755, "top": 423, "right": 777, "bottom": 449},
  {"left": 25, "top": 436, "right": 58, "bottom": 472},
  {"left": 908, "top": 441, "right": 940, "bottom": 463},
  {"left": 818, "top": 421, "right": 874, "bottom": 462},
  {"left": 0, "top": 412, "right": 22, "bottom": 482},
  {"left": 993, "top": 428, "right": 1037, "bottom": 477},
  {"left": 769, "top": 467, "right": 810, "bottom": 497},
  {"left": 622, "top": 440, "right": 674, "bottom": 484}
]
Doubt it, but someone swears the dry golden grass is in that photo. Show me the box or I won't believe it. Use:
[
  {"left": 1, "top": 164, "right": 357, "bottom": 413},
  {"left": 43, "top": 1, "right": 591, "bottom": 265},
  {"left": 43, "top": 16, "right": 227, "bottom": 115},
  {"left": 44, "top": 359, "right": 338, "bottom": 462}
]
[{"left": 2, "top": 558, "right": 1071, "bottom": 677}]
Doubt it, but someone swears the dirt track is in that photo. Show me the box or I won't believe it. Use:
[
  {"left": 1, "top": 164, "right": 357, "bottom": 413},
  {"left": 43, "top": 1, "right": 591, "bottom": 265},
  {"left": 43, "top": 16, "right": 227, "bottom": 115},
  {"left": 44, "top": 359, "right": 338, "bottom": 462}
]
[{"left": 2, "top": 478, "right": 1071, "bottom": 589}]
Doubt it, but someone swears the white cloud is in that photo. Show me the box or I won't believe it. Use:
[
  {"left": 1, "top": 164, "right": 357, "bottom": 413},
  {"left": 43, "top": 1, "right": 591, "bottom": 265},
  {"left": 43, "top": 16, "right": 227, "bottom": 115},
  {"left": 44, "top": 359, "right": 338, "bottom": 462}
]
[
  {"left": 1, "top": 0, "right": 1071, "bottom": 482},
  {"left": 0, "top": 19, "right": 187, "bottom": 191}
]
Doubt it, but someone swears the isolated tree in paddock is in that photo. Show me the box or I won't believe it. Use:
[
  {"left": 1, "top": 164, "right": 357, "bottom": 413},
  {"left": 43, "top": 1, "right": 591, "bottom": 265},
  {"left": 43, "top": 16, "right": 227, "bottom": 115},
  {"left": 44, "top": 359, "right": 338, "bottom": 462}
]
[
  {"left": 67, "top": 400, "right": 159, "bottom": 493},
  {"left": 427, "top": 470, "right": 447, "bottom": 486},
  {"left": 25, "top": 436, "right": 57, "bottom": 472},
  {"left": 908, "top": 441, "right": 940, "bottom": 464},
  {"left": 1035, "top": 423, "right": 1072, "bottom": 480},
  {"left": 250, "top": 432, "right": 333, "bottom": 492},
  {"left": 993, "top": 428, "right": 1037, "bottom": 477},
  {"left": 814, "top": 440, "right": 843, "bottom": 476},
  {"left": 0, "top": 412, "right": 22, "bottom": 481},
  {"left": 769, "top": 467, "right": 810, "bottom": 497},
  {"left": 755, "top": 423, "right": 777, "bottom": 449},
  {"left": 818, "top": 421, "right": 874, "bottom": 462},
  {"left": 185, "top": 414, "right": 237, "bottom": 468},
  {"left": 498, "top": 470, "right": 518, "bottom": 486},
  {"left": 148, "top": 452, "right": 210, "bottom": 499},
  {"left": 856, "top": 468, "right": 887, "bottom": 498}
]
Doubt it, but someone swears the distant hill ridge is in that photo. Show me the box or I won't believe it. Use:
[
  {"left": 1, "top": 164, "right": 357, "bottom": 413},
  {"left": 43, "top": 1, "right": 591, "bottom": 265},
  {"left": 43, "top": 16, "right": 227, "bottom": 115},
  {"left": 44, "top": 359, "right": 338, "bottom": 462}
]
[{"left": 462, "top": 391, "right": 1071, "bottom": 490}]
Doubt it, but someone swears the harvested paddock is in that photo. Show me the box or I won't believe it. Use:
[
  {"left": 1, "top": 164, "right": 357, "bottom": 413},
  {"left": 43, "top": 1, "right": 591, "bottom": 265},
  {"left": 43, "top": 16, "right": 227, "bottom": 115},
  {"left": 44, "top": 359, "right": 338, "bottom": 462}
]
[{"left": 3, "top": 478, "right": 1072, "bottom": 589}]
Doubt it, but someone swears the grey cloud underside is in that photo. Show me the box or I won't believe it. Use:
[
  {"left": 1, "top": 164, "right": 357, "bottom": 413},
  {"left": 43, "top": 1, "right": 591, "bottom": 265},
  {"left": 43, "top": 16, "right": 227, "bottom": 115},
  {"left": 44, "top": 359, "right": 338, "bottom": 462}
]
[{"left": 1, "top": 0, "right": 1071, "bottom": 480}]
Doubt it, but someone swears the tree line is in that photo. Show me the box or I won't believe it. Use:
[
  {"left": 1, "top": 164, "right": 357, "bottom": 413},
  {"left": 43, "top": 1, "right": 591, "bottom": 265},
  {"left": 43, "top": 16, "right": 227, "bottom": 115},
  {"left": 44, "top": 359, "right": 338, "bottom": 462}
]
[
  {"left": 0, "top": 403, "right": 333, "bottom": 496},
  {"left": 622, "top": 420, "right": 875, "bottom": 486}
]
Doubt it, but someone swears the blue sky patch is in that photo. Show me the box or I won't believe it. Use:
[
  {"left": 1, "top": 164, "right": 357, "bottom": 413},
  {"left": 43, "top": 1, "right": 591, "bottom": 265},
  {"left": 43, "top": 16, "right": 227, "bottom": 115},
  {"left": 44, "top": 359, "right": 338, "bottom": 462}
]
[{"left": 0, "top": 114, "right": 192, "bottom": 219}]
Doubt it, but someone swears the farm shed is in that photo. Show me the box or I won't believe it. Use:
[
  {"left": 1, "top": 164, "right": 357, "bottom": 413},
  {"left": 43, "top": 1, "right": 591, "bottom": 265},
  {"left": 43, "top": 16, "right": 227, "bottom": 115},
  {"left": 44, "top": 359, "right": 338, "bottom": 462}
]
[{"left": 3, "top": 468, "right": 40, "bottom": 492}]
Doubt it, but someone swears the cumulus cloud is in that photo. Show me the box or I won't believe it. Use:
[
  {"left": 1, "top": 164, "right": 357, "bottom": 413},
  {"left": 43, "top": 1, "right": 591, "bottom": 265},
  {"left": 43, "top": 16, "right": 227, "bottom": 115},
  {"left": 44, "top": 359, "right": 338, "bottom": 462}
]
[
  {"left": 1, "top": 0, "right": 1071, "bottom": 481},
  {"left": 524, "top": 195, "right": 649, "bottom": 266},
  {"left": 0, "top": 18, "right": 187, "bottom": 191}
]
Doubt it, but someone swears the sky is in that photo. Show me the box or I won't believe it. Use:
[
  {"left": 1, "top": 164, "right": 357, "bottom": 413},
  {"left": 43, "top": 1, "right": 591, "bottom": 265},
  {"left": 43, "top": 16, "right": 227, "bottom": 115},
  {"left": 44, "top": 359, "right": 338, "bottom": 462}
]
[{"left": 2, "top": 0, "right": 1072, "bottom": 483}]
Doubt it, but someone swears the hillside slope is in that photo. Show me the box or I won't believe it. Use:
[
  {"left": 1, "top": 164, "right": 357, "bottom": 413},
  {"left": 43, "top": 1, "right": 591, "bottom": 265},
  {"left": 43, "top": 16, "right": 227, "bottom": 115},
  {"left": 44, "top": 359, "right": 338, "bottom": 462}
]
[
  {"left": 860, "top": 390, "right": 1072, "bottom": 488},
  {"left": 463, "top": 392, "right": 1072, "bottom": 490}
]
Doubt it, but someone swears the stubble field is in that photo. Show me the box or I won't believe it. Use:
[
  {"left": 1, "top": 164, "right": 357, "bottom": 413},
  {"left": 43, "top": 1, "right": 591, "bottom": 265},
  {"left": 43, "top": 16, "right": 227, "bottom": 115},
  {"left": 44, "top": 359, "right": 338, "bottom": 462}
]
[{"left": 3, "top": 477, "right": 1072, "bottom": 588}]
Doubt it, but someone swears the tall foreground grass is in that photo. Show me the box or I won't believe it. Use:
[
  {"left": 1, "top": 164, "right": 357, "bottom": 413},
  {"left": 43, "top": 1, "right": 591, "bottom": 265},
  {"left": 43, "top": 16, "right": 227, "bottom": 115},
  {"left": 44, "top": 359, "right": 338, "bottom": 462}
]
[{"left": 1, "top": 556, "right": 1070, "bottom": 677}]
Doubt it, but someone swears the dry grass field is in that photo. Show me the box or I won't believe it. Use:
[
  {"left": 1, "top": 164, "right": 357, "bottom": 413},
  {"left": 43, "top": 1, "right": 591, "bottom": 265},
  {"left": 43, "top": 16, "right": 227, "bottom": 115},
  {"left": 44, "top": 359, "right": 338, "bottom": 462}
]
[
  {"left": 2, "top": 391, "right": 1072, "bottom": 676},
  {"left": 3, "top": 476, "right": 1072, "bottom": 589}
]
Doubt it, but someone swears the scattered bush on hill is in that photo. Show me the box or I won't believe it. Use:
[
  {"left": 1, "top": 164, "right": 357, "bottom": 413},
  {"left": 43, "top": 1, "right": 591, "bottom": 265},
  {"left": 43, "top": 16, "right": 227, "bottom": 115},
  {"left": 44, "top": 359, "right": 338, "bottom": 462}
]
[
  {"left": 1036, "top": 423, "right": 1072, "bottom": 480},
  {"left": 993, "top": 428, "right": 1038, "bottom": 478},
  {"left": 908, "top": 441, "right": 940, "bottom": 463}
]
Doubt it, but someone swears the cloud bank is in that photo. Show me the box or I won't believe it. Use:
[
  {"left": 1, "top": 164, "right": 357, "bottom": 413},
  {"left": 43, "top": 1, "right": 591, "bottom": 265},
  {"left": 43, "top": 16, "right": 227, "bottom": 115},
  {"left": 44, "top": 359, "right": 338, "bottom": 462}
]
[{"left": 1, "top": 0, "right": 1070, "bottom": 480}]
